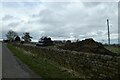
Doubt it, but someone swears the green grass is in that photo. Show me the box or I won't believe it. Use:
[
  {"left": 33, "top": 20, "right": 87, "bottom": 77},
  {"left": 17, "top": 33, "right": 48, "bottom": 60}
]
[
  {"left": 104, "top": 46, "right": 120, "bottom": 55},
  {"left": 7, "top": 44, "right": 78, "bottom": 79}
]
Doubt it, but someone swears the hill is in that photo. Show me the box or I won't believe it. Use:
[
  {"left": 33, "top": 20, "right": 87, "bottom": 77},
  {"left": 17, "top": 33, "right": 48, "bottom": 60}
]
[{"left": 60, "top": 38, "right": 115, "bottom": 56}]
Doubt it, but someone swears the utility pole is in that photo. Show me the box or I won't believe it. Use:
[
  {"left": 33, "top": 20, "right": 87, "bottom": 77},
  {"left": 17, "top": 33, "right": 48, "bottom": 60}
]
[{"left": 107, "top": 19, "right": 110, "bottom": 45}]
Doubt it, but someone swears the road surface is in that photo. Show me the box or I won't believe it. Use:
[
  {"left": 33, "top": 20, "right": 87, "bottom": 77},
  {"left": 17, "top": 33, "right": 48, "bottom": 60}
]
[
  {"left": 0, "top": 42, "right": 2, "bottom": 79},
  {"left": 2, "top": 43, "right": 40, "bottom": 78}
]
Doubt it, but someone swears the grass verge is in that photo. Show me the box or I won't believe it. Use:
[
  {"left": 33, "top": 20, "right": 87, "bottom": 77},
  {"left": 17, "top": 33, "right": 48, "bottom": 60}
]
[
  {"left": 104, "top": 46, "right": 120, "bottom": 55},
  {"left": 7, "top": 44, "right": 79, "bottom": 79}
]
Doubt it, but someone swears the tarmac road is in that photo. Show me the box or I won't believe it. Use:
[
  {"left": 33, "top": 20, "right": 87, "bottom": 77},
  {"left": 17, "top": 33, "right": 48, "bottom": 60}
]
[
  {"left": 2, "top": 43, "right": 40, "bottom": 78},
  {"left": 0, "top": 42, "right": 2, "bottom": 79}
]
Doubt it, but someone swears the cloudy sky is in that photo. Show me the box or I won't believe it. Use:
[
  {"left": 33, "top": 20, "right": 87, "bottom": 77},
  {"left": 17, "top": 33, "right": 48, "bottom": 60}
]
[{"left": 0, "top": 0, "right": 119, "bottom": 44}]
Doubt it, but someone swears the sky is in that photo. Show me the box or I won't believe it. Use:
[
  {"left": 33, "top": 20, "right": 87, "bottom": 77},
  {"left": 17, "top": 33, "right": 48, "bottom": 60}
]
[{"left": 0, "top": 0, "right": 119, "bottom": 44}]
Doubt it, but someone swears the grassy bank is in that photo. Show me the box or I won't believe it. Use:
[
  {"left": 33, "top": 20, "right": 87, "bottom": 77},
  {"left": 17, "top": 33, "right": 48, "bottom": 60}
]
[
  {"left": 7, "top": 44, "right": 78, "bottom": 79},
  {"left": 104, "top": 46, "right": 120, "bottom": 55}
]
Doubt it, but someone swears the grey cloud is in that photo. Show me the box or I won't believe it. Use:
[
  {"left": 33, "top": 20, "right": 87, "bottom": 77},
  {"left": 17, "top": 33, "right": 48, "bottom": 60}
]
[
  {"left": 8, "top": 22, "right": 20, "bottom": 27},
  {"left": 83, "top": 2, "right": 102, "bottom": 7},
  {"left": 2, "top": 15, "right": 14, "bottom": 21},
  {"left": 2, "top": 14, "right": 21, "bottom": 22}
]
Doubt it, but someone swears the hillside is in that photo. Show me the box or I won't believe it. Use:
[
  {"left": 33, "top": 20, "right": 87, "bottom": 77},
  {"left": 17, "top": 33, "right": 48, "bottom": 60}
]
[{"left": 60, "top": 38, "right": 115, "bottom": 56}]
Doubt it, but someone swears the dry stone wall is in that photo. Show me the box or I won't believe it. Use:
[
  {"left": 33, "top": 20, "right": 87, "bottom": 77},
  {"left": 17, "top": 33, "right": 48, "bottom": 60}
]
[{"left": 13, "top": 44, "right": 119, "bottom": 79}]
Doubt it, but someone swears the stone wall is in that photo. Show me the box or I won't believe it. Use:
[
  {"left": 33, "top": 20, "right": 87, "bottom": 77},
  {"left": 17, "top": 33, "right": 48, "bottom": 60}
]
[{"left": 13, "top": 44, "right": 119, "bottom": 79}]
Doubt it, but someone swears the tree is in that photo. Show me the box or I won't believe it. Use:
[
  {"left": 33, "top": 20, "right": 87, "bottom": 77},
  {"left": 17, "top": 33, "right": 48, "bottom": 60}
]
[
  {"left": 39, "top": 36, "right": 53, "bottom": 46},
  {"left": 15, "top": 36, "right": 21, "bottom": 42},
  {"left": 22, "top": 32, "right": 32, "bottom": 43},
  {"left": 6, "top": 30, "right": 17, "bottom": 42},
  {"left": 66, "top": 40, "right": 71, "bottom": 44}
]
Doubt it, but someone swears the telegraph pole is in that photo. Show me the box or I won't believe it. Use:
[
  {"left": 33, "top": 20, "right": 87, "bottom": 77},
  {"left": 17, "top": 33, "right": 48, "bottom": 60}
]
[{"left": 107, "top": 19, "right": 110, "bottom": 45}]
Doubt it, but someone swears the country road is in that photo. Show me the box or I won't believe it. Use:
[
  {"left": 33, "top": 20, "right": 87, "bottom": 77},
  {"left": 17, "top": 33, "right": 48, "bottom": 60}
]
[
  {"left": 2, "top": 43, "right": 41, "bottom": 78},
  {"left": 0, "top": 42, "right": 2, "bottom": 79}
]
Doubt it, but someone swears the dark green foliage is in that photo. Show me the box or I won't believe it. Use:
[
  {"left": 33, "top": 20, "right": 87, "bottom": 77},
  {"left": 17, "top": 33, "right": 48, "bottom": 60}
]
[
  {"left": 22, "top": 32, "right": 32, "bottom": 43},
  {"left": 38, "top": 36, "right": 53, "bottom": 46},
  {"left": 20, "top": 41, "right": 24, "bottom": 44},
  {"left": 66, "top": 40, "right": 71, "bottom": 44},
  {"left": 15, "top": 36, "right": 21, "bottom": 42}
]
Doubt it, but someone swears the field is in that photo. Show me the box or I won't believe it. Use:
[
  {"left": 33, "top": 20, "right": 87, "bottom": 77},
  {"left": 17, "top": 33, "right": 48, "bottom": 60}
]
[{"left": 104, "top": 46, "right": 120, "bottom": 55}]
